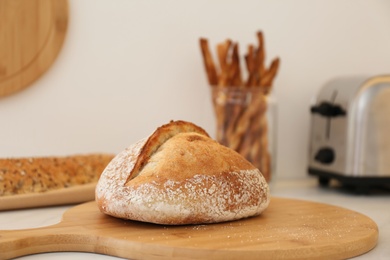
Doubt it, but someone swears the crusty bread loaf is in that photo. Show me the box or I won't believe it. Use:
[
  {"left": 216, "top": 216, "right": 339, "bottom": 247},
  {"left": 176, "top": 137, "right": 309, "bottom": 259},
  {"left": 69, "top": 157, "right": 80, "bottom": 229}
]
[
  {"left": 96, "top": 120, "right": 270, "bottom": 225},
  {"left": 0, "top": 154, "right": 114, "bottom": 196}
]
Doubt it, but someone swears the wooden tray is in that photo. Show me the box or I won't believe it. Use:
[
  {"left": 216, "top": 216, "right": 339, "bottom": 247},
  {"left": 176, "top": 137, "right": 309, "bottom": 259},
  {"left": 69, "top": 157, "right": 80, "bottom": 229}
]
[
  {"left": 0, "top": 197, "right": 378, "bottom": 259},
  {"left": 0, "top": 183, "right": 96, "bottom": 211}
]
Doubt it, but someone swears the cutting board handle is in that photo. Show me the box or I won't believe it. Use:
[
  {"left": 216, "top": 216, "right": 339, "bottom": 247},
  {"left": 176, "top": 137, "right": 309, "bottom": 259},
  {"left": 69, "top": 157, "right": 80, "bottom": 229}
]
[{"left": 0, "top": 224, "right": 87, "bottom": 259}]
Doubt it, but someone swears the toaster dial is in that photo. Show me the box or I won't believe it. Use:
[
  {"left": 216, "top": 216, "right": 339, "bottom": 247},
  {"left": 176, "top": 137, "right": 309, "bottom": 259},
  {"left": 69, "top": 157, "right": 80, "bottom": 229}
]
[{"left": 314, "top": 147, "right": 335, "bottom": 164}]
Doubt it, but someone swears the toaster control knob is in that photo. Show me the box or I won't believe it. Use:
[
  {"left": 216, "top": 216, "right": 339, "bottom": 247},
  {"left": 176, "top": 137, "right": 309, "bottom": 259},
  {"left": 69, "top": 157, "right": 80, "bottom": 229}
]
[
  {"left": 314, "top": 148, "right": 335, "bottom": 164},
  {"left": 311, "top": 102, "right": 346, "bottom": 117}
]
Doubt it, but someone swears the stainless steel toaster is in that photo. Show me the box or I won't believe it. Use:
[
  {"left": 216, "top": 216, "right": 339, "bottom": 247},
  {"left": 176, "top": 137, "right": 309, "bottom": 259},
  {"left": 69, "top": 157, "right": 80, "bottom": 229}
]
[{"left": 308, "top": 75, "right": 390, "bottom": 191}]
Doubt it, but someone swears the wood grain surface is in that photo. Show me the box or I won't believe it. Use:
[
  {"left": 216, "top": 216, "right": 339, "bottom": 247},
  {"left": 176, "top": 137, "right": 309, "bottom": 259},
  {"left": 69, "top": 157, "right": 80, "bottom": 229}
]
[
  {"left": 0, "top": 183, "right": 96, "bottom": 211},
  {"left": 0, "top": 197, "right": 378, "bottom": 259},
  {"left": 0, "top": 0, "right": 68, "bottom": 97}
]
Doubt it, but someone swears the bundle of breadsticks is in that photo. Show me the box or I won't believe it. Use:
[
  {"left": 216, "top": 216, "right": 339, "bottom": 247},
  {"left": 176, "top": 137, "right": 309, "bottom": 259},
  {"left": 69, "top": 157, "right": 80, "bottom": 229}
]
[{"left": 199, "top": 31, "right": 280, "bottom": 182}]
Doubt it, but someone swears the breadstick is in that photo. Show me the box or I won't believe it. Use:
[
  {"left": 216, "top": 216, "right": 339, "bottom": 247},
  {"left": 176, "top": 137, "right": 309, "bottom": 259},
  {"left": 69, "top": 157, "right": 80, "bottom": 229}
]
[
  {"left": 224, "top": 43, "right": 245, "bottom": 147},
  {"left": 211, "top": 87, "right": 228, "bottom": 144},
  {"left": 217, "top": 39, "right": 232, "bottom": 86},
  {"left": 217, "top": 40, "right": 231, "bottom": 72},
  {"left": 256, "top": 31, "right": 266, "bottom": 85},
  {"left": 245, "top": 45, "right": 254, "bottom": 72},
  {"left": 225, "top": 88, "right": 248, "bottom": 148},
  {"left": 261, "top": 57, "right": 280, "bottom": 93},
  {"left": 229, "top": 43, "right": 243, "bottom": 86},
  {"left": 229, "top": 93, "right": 267, "bottom": 151},
  {"left": 250, "top": 115, "right": 267, "bottom": 161},
  {"left": 245, "top": 45, "right": 256, "bottom": 87},
  {"left": 247, "top": 117, "right": 270, "bottom": 180},
  {"left": 243, "top": 100, "right": 266, "bottom": 160},
  {"left": 199, "top": 38, "right": 218, "bottom": 85},
  {"left": 238, "top": 116, "right": 260, "bottom": 160}
]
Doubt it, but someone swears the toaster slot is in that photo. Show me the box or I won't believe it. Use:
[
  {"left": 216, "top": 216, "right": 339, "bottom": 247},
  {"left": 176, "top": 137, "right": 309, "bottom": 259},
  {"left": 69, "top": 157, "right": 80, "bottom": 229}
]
[{"left": 310, "top": 90, "right": 346, "bottom": 141}]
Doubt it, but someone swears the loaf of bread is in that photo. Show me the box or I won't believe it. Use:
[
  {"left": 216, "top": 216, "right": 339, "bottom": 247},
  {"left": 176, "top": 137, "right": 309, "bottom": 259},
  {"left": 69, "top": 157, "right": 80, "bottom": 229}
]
[
  {"left": 0, "top": 154, "right": 114, "bottom": 196},
  {"left": 96, "top": 120, "right": 270, "bottom": 225}
]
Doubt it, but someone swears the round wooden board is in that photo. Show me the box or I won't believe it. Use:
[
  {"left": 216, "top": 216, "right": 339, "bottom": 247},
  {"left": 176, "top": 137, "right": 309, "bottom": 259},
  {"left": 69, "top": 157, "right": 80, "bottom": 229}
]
[
  {"left": 0, "top": 197, "right": 378, "bottom": 259},
  {"left": 0, "top": 0, "right": 68, "bottom": 98}
]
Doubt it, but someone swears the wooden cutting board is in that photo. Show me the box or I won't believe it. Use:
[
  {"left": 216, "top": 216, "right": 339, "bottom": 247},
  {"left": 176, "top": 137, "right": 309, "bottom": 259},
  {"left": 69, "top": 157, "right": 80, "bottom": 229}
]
[
  {"left": 0, "top": 197, "right": 378, "bottom": 260},
  {"left": 0, "top": 0, "right": 68, "bottom": 98}
]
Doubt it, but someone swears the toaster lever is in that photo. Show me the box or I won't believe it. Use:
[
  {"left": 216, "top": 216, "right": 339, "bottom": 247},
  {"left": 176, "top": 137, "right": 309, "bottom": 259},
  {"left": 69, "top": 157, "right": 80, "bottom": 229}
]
[{"left": 311, "top": 102, "right": 346, "bottom": 117}]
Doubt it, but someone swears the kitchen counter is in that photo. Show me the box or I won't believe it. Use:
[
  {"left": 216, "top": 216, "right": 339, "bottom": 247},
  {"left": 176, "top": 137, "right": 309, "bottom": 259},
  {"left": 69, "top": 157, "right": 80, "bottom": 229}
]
[{"left": 0, "top": 177, "right": 389, "bottom": 259}]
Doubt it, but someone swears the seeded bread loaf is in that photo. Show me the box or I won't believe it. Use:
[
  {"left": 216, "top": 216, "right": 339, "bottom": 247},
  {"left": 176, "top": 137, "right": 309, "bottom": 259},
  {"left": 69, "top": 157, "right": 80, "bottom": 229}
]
[
  {"left": 0, "top": 154, "right": 114, "bottom": 196},
  {"left": 96, "top": 120, "right": 270, "bottom": 225}
]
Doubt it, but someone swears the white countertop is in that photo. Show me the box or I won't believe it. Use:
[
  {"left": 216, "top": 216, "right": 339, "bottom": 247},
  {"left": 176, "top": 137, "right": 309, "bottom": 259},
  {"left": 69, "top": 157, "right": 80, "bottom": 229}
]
[{"left": 1, "top": 177, "right": 389, "bottom": 259}]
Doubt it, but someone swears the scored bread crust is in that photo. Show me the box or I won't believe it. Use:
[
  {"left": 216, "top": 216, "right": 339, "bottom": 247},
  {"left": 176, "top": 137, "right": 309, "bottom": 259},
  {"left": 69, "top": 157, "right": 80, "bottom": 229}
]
[{"left": 96, "top": 120, "right": 270, "bottom": 225}]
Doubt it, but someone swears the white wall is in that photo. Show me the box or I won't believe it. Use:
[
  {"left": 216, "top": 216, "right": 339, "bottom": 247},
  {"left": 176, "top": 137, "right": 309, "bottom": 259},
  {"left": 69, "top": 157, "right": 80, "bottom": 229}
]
[{"left": 1, "top": 0, "right": 390, "bottom": 179}]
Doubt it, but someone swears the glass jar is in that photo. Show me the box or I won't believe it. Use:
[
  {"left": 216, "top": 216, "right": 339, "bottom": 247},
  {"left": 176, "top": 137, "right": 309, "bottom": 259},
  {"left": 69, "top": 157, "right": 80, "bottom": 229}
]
[{"left": 210, "top": 86, "right": 277, "bottom": 182}]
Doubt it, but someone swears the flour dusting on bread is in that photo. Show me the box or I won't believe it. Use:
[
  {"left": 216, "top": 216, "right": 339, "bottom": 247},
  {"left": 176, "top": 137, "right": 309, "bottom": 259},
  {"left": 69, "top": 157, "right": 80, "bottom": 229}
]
[{"left": 96, "top": 120, "right": 270, "bottom": 225}]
